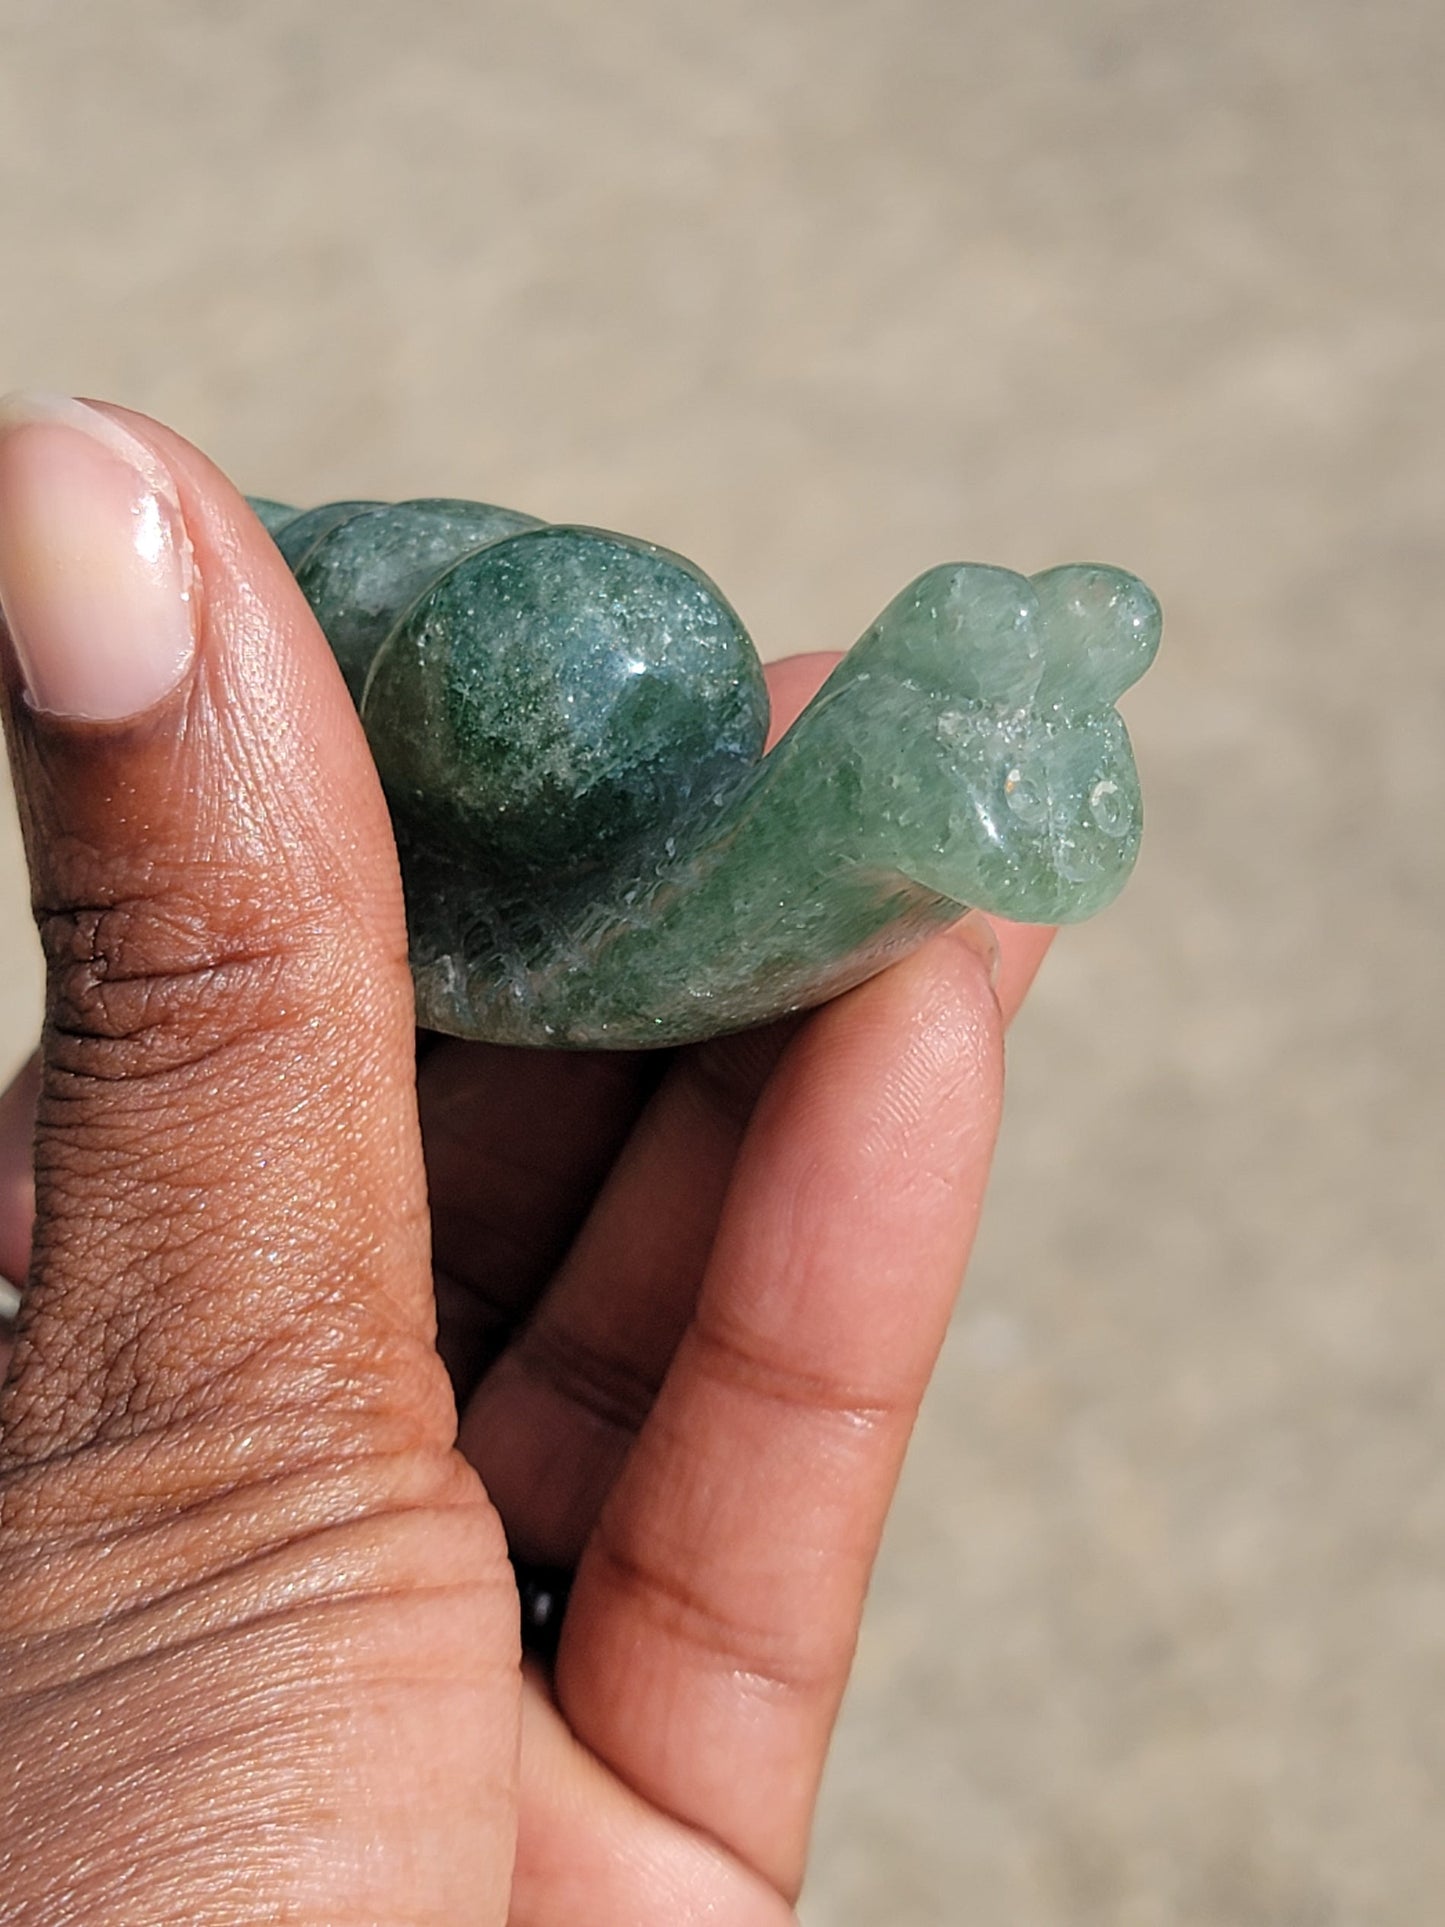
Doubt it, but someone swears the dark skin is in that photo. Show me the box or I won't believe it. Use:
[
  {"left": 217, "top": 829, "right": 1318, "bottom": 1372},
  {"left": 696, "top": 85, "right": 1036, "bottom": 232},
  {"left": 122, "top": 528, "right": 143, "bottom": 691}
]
[{"left": 0, "top": 406, "right": 1050, "bottom": 1923}]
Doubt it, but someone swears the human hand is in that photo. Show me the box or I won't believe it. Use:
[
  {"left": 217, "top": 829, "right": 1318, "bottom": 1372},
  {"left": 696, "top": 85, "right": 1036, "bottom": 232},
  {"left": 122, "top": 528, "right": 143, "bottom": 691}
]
[{"left": 0, "top": 398, "right": 1050, "bottom": 1923}]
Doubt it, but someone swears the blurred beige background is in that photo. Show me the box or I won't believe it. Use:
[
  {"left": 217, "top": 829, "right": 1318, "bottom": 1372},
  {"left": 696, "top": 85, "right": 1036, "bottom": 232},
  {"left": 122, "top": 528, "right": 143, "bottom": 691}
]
[{"left": 1, "top": 2, "right": 1441, "bottom": 1919}]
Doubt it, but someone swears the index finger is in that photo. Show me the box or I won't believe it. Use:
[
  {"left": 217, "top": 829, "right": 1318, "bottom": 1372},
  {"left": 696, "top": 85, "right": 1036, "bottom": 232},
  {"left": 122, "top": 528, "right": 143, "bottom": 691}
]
[{"left": 555, "top": 918, "right": 1009, "bottom": 1897}]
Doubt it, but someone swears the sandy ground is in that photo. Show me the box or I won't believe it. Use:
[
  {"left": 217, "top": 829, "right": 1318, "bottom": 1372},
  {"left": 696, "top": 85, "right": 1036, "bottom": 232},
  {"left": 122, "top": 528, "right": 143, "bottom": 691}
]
[{"left": 1, "top": 3, "right": 1441, "bottom": 1919}]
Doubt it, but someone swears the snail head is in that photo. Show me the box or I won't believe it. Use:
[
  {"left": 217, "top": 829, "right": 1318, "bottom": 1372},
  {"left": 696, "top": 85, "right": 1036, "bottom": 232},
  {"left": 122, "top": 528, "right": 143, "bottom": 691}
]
[{"left": 799, "top": 560, "right": 1161, "bottom": 923}]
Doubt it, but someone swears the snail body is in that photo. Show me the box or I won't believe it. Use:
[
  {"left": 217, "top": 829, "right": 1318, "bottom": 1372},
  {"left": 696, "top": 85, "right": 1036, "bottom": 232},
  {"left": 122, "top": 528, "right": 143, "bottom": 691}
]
[{"left": 251, "top": 495, "right": 1159, "bottom": 1047}]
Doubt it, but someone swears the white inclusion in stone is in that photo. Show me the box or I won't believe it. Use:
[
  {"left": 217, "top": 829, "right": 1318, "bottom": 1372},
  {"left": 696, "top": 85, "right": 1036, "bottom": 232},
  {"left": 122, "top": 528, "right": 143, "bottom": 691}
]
[
  {"left": 1089, "top": 777, "right": 1129, "bottom": 837},
  {"left": 1003, "top": 765, "right": 1048, "bottom": 829}
]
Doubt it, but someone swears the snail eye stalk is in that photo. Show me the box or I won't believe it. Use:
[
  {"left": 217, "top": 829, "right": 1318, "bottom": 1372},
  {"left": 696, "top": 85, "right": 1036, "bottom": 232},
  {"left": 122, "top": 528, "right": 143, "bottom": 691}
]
[{"left": 252, "top": 496, "right": 1159, "bottom": 1049}]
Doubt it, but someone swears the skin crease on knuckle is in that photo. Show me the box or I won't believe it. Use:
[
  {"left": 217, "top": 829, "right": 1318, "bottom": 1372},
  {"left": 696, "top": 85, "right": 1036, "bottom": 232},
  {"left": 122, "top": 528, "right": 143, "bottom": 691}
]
[
  {"left": 4, "top": 905, "right": 396, "bottom": 1432},
  {"left": 18, "top": 748, "right": 375, "bottom": 1080},
  {"left": 0, "top": 901, "right": 445, "bottom": 1518}
]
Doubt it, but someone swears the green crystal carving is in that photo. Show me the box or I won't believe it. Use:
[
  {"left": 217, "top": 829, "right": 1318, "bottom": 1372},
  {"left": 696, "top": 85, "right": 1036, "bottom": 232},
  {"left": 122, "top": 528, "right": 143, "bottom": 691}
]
[{"left": 252, "top": 496, "right": 1160, "bottom": 1047}]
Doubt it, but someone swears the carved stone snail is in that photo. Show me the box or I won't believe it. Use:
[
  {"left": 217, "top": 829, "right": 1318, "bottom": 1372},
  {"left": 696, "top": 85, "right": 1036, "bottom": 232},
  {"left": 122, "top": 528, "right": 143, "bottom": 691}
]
[{"left": 250, "top": 495, "right": 1161, "bottom": 1048}]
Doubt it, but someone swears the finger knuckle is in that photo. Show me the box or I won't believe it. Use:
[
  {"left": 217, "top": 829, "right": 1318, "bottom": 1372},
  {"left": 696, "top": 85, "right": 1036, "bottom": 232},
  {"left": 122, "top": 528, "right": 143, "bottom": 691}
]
[{"left": 36, "top": 887, "right": 312, "bottom": 1085}]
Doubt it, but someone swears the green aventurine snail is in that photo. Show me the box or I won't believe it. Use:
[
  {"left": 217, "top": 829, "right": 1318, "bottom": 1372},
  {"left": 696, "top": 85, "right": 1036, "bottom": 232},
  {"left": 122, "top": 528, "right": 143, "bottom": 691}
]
[{"left": 251, "top": 495, "right": 1160, "bottom": 1049}]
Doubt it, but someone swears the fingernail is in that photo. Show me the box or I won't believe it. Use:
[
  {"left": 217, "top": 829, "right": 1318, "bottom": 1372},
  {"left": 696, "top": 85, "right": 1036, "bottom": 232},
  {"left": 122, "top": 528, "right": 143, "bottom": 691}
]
[
  {"left": 0, "top": 393, "right": 197, "bottom": 721},
  {"left": 953, "top": 909, "right": 1001, "bottom": 988},
  {"left": 0, "top": 1274, "right": 20, "bottom": 1321}
]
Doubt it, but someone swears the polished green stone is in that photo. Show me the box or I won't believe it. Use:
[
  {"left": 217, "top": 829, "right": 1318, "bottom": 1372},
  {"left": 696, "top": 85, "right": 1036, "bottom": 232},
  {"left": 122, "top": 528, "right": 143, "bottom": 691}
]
[
  {"left": 295, "top": 499, "right": 543, "bottom": 700},
  {"left": 269, "top": 500, "right": 385, "bottom": 571},
  {"left": 253, "top": 495, "right": 1160, "bottom": 1047}
]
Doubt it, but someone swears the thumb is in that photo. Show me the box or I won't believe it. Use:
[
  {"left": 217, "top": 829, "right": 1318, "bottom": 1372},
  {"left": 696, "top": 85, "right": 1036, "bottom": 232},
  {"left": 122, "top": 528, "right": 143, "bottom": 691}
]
[
  {"left": 0, "top": 1050, "right": 39, "bottom": 1378},
  {"left": 0, "top": 395, "right": 443, "bottom": 1486},
  {"left": 0, "top": 397, "right": 519, "bottom": 1925}
]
